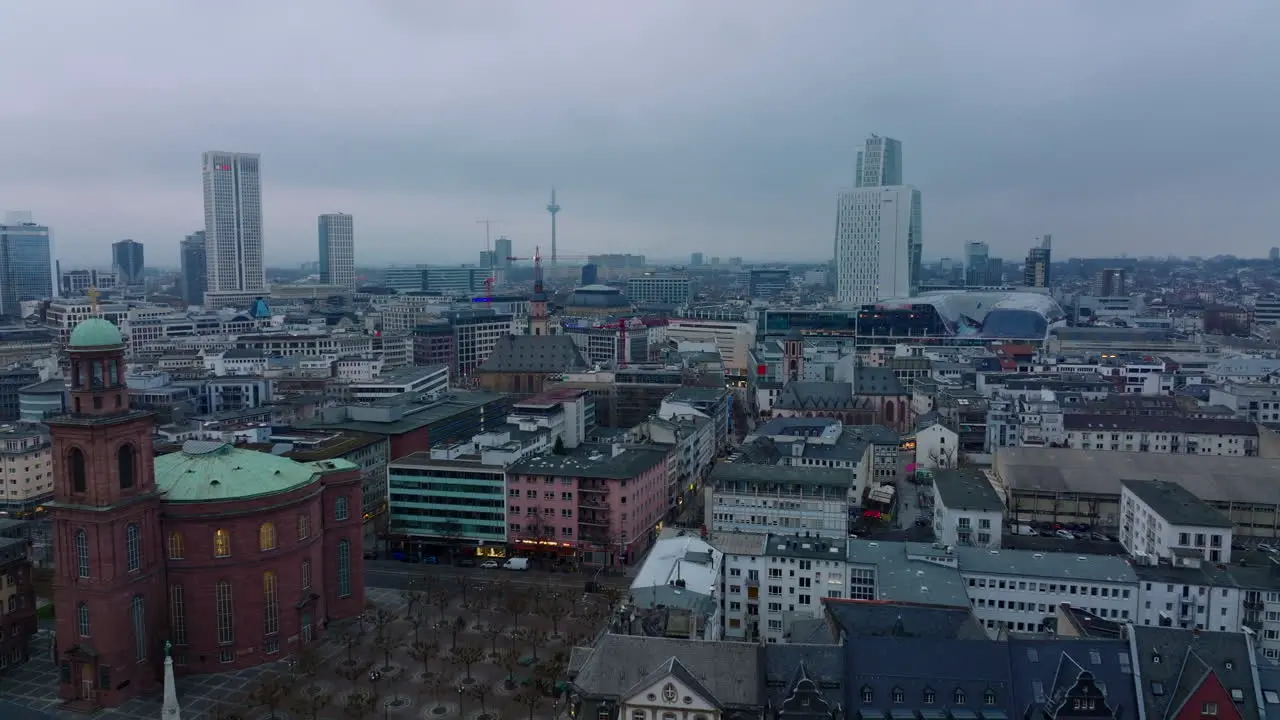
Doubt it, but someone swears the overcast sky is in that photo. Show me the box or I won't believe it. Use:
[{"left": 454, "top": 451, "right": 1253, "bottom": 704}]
[{"left": 2, "top": 1, "right": 1277, "bottom": 269}]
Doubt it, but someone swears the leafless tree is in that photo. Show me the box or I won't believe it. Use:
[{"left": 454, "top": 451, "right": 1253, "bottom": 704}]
[
  {"left": 496, "top": 646, "right": 523, "bottom": 689},
  {"left": 535, "top": 653, "right": 568, "bottom": 698},
  {"left": 372, "top": 626, "right": 402, "bottom": 671},
  {"left": 342, "top": 688, "right": 377, "bottom": 720},
  {"left": 503, "top": 586, "right": 531, "bottom": 629},
  {"left": 481, "top": 621, "right": 508, "bottom": 658},
  {"left": 928, "top": 445, "right": 956, "bottom": 469},
  {"left": 340, "top": 628, "right": 364, "bottom": 664},
  {"left": 246, "top": 670, "right": 294, "bottom": 720},
  {"left": 448, "top": 615, "right": 468, "bottom": 649},
  {"left": 450, "top": 642, "right": 486, "bottom": 682},
  {"left": 408, "top": 637, "right": 439, "bottom": 683},
  {"left": 516, "top": 684, "right": 546, "bottom": 720},
  {"left": 427, "top": 672, "right": 451, "bottom": 714},
  {"left": 406, "top": 600, "right": 431, "bottom": 644},
  {"left": 467, "top": 679, "right": 496, "bottom": 717},
  {"left": 522, "top": 628, "right": 550, "bottom": 662},
  {"left": 430, "top": 589, "right": 455, "bottom": 625}
]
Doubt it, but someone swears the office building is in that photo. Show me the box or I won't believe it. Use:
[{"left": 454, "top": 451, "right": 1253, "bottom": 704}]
[
  {"left": 0, "top": 217, "right": 53, "bottom": 317},
  {"left": 494, "top": 236, "right": 512, "bottom": 269},
  {"left": 748, "top": 269, "right": 791, "bottom": 299},
  {"left": 179, "top": 231, "right": 207, "bottom": 305},
  {"left": 202, "top": 151, "right": 264, "bottom": 294},
  {"left": 854, "top": 133, "right": 903, "bottom": 188},
  {"left": 581, "top": 264, "right": 598, "bottom": 286},
  {"left": 690, "top": 252, "right": 703, "bottom": 266},
  {"left": 59, "top": 269, "right": 116, "bottom": 296},
  {"left": 985, "top": 257, "right": 1004, "bottom": 286},
  {"left": 965, "top": 242, "right": 989, "bottom": 286},
  {"left": 626, "top": 273, "right": 690, "bottom": 305},
  {"left": 834, "top": 185, "right": 921, "bottom": 305},
  {"left": 1023, "top": 235, "right": 1051, "bottom": 288},
  {"left": 1095, "top": 268, "right": 1128, "bottom": 297},
  {"left": 111, "top": 239, "right": 145, "bottom": 287},
  {"left": 318, "top": 213, "right": 355, "bottom": 289}
]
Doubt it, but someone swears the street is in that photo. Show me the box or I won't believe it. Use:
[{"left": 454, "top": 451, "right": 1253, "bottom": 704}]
[{"left": 363, "top": 559, "right": 633, "bottom": 592}]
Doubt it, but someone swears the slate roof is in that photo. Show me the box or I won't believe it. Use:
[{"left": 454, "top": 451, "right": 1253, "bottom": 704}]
[
  {"left": 475, "top": 334, "right": 588, "bottom": 373},
  {"left": 845, "top": 636, "right": 1014, "bottom": 715},
  {"left": 1122, "top": 479, "right": 1232, "bottom": 528},
  {"left": 1132, "top": 626, "right": 1261, "bottom": 720},
  {"left": 763, "top": 644, "right": 844, "bottom": 708},
  {"left": 1008, "top": 638, "right": 1138, "bottom": 720},
  {"left": 571, "top": 634, "right": 764, "bottom": 708},
  {"left": 774, "top": 381, "right": 857, "bottom": 411},
  {"left": 1063, "top": 414, "right": 1258, "bottom": 437},
  {"left": 825, "top": 601, "right": 988, "bottom": 640},
  {"left": 853, "top": 366, "right": 905, "bottom": 396}
]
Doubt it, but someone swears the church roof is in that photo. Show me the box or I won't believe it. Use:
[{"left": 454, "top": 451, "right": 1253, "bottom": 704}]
[
  {"left": 476, "top": 334, "right": 588, "bottom": 374},
  {"left": 68, "top": 318, "right": 124, "bottom": 348},
  {"left": 155, "top": 440, "right": 357, "bottom": 502}
]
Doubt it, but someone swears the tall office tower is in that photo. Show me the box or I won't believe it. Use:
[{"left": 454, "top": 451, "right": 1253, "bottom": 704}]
[
  {"left": 690, "top": 252, "right": 704, "bottom": 266},
  {"left": 833, "top": 186, "right": 922, "bottom": 305},
  {"left": 318, "top": 213, "right": 355, "bottom": 289},
  {"left": 1094, "top": 268, "right": 1128, "bottom": 297},
  {"left": 202, "top": 151, "right": 264, "bottom": 292},
  {"left": 854, "top": 134, "right": 903, "bottom": 188},
  {"left": 179, "top": 231, "right": 207, "bottom": 305},
  {"left": 964, "top": 242, "right": 990, "bottom": 287},
  {"left": 985, "top": 257, "right": 1004, "bottom": 286},
  {"left": 1023, "top": 235, "right": 1052, "bottom": 288},
  {"left": 494, "top": 236, "right": 512, "bottom": 269},
  {"left": 479, "top": 251, "right": 496, "bottom": 268},
  {"left": 111, "top": 239, "right": 145, "bottom": 286},
  {"left": 0, "top": 216, "right": 53, "bottom": 317}
]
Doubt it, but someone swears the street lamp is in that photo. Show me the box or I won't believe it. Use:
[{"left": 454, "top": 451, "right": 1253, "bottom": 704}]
[{"left": 369, "top": 670, "right": 387, "bottom": 720}]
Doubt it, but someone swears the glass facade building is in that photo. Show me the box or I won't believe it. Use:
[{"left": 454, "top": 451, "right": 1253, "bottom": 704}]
[
  {"left": 388, "top": 460, "right": 506, "bottom": 547},
  {"left": 0, "top": 221, "right": 53, "bottom": 317}
]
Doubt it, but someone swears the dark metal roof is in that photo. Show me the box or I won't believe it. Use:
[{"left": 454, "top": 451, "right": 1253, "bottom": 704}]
[
  {"left": 1122, "top": 479, "right": 1233, "bottom": 528},
  {"left": 1063, "top": 414, "right": 1258, "bottom": 437},
  {"left": 475, "top": 334, "right": 588, "bottom": 374},
  {"left": 932, "top": 469, "right": 1004, "bottom": 513},
  {"left": 1132, "top": 626, "right": 1261, "bottom": 720}
]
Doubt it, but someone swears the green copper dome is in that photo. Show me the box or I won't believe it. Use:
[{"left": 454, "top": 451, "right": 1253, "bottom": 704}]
[
  {"left": 154, "top": 440, "right": 358, "bottom": 502},
  {"left": 68, "top": 318, "right": 124, "bottom": 348}
]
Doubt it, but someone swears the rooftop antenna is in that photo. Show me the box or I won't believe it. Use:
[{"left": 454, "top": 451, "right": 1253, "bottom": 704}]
[{"left": 546, "top": 188, "right": 561, "bottom": 268}]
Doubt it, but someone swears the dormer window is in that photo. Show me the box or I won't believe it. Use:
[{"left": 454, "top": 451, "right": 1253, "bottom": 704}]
[
  {"left": 893, "top": 688, "right": 905, "bottom": 704},
  {"left": 1152, "top": 653, "right": 1161, "bottom": 664},
  {"left": 861, "top": 687, "right": 873, "bottom": 704},
  {"left": 955, "top": 689, "right": 966, "bottom": 705},
  {"left": 1225, "top": 660, "right": 1234, "bottom": 670},
  {"left": 984, "top": 690, "right": 997, "bottom": 706},
  {"left": 923, "top": 689, "right": 936, "bottom": 705}
]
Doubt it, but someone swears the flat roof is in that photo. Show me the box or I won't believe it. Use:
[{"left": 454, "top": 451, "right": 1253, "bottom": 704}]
[
  {"left": 996, "top": 446, "right": 1280, "bottom": 506},
  {"left": 846, "top": 540, "right": 971, "bottom": 607},
  {"left": 708, "top": 532, "right": 770, "bottom": 556},
  {"left": 954, "top": 546, "right": 1138, "bottom": 585},
  {"left": 1122, "top": 479, "right": 1232, "bottom": 528},
  {"left": 507, "top": 444, "right": 668, "bottom": 480},
  {"left": 710, "top": 462, "right": 851, "bottom": 488},
  {"left": 933, "top": 469, "right": 1004, "bottom": 513}
]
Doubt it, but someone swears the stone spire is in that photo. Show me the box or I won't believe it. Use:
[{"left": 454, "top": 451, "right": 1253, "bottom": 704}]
[{"left": 161, "top": 641, "right": 181, "bottom": 720}]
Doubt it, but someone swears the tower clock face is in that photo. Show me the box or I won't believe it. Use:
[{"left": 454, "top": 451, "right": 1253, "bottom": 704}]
[{"left": 663, "top": 684, "right": 678, "bottom": 703}]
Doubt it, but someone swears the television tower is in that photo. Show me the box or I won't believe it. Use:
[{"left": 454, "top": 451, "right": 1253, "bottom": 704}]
[{"left": 546, "top": 188, "right": 560, "bottom": 267}]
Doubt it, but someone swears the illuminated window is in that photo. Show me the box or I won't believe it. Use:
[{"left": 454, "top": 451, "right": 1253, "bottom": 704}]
[
  {"left": 214, "top": 529, "right": 231, "bottom": 558},
  {"left": 168, "top": 531, "right": 184, "bottom": 560},
  {"left": 259, "top": 522, "right": 276, "bottom": 552},
  {"left": 301, "top": 559, "right": 311, "bottom": 590},
  {"left": 263, "top": 571, "right": 279, "bottom": 636}
]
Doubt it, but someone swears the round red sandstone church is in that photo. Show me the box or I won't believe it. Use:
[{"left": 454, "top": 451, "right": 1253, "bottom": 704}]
[{"left": 48, "top": 318, "right": 365, "bottom": 711}]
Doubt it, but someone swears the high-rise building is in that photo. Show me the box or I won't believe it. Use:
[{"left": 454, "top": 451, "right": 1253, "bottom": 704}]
[
  {"left": 854, "top": 134, "right": 903, "bottom": 188},
  {"left": 318, "top": 213, "right": 355, "bottom": 289},
  {"left": 985, "top": 257, "right": 1004, "bottom": 286},
  {"left": 202, "top": 151, "right": 264, "bottom": 293},
  {"left": 1095, "top": 268, "right": 1128, "bottom": 297},
  {"left": 690, "top": 252, "right": 704, "bottom": 266},
  {"left": 179, "top": 231, "right": 207, "bottom": 305},
  {"left": 111, "top": 239, "right": 145, "bottom": 287},
  {"left": 1023, "top": 235, "right": 1052, "bottom": 288},
  {"left": 494, "top": 236, "right": 512, "bottom": 269},
  {"left": 833, "top": 186, "right": 921, "bottom": 305},
  {"left": 965, "top": 242, "right": 990, "bottom": 287},
  {"left": 0, "top": 217, "right": 53, "bottom": 317},
  {"left": 626, "top": 273, "right": 691, "bottom": 305}
]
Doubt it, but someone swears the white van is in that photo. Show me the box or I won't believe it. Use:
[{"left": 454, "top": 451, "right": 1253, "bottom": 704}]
[{"left": 503, "top": 557, "right": 530, "bottom": 571}]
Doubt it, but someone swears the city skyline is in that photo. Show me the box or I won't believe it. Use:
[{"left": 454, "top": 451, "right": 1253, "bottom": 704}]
[{"left": 0, "top": 2, "right": 1277, "bottom": 265}]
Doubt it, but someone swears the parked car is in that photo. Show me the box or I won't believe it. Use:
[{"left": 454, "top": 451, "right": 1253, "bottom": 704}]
[
  {"left": 1259, "top": 544, "right": 1278, "bottom": 554},
  {"left": 480, "top": 560, "right": 500, "bottom": 569},
  {"left": 1055, "top": 529, "right": 1076, "bottom": 540}
]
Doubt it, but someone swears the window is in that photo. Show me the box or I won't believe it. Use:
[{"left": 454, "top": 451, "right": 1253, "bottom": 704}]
[
  {"left": 923, "top": 689, "right": 936, "bottom": 705},
  {"left": 258, "top": 522, "right": 276, "bottom": 552},
  {"left": 169, "top": 584, "right": 187, "bottom": 645},
  {"left": 861, "top": 686, "right": 873, "bottom": 703},
  {"left": 125, "top": 523, "right": 141, "bottom": 573},
  {"left": 984, "top": 690, "right": 997, "bottom": 706},
  {"left": 167, "top": 531, "right": 184, "bottom": 560},
  {"left": 214, "top": 529, "right": 231, "bottom": 558},
  {"left": 130, "top": 596, "right": 147, "bottom": 663},
  {"left": 954, "top": 689, "right": 966, "bottom": 704},
  {"left": 263, "top": 571, "right": 279, "bottom": 637},
  {"left": 215, "top": 580, "right": 234, "bottom": 645},
  {"left": 74, "top": 529, "right": 90, "bottom": 578},
  {"left": 301, "top": 559, "right": 311, "bottom": 590},
  {"left": 335, "top": 496, "right": 349, "bottom": 521},
  {"left": 118, "top": 444, "right": 136, "bottom": 490},
  {"left": 1202, "top": 702, "right": 1218, "bottom": 716},
  {"left": 69, "top": 448, "right": 87, "bottom": 493},
  {"left": 76, "top": 603, "right": 90, "bottom": 637},
  {"left": 297, "top": 514, "right": 310, "bottom": 540},
  {"left": 893, "top": 688, "right": 905, "bottom": 704},
  {"left": 337, "top": 539, "right": 351, "bottom": 597}
]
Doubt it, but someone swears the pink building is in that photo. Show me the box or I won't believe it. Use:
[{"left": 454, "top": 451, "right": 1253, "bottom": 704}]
[{"left": 506, "top": 445, "right": 669, "bottom": 565}]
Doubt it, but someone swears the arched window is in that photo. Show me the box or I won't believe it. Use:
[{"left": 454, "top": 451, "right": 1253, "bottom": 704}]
[
  {"left": 70, "top": 448, "right": 87, "bottom": 493},
  {"left": 213, "top": 529, "right": 231, "bottom": 558},
  {"left": 337, "top": 539, "right": 351, "bottom": 598},
  {"left": 297, "top": 514, "right": 310, "bottom": 541},
  {"left": 954, "top": 689, "right": 966, "bottom": 705},
  {"left": 984, "top": 690, "right": 997, "bottom": 706},
  {"left": 263, "top": 571, "right": 279, "bottom": 636},
  {"left": 258, "top": 522, "right": 276, "bottom": 551},
  {"left": 130, "top": 596, "right": 147, "bottom": 662},
  {"left": 76, "top": 602, "right": 90, "bottom": 637},
  {"left": 118, "top": 444, "right": 136, "bottom": 490},
  {"left": 125, "top": 523, "right": 141, "bottom": 572},
  {"left": 167, "top": 531, "right": 184, "bottom": 560},
  {"left": 215, "top": 580, "right": 235, "bottom": 645},
  {"left": 893, "top": 688, "right": 905, "bottom": 704},
  {"left": 861, "top": 686, "right": 874, "bottom": 704},
  {"left": 74, "top": 528, "right": 90, "bottom": 578},
  {"left": 335, "top": 495, "right": 349, "bottom": 521}
]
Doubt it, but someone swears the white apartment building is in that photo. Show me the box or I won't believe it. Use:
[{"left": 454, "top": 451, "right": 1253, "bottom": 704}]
[
  {"left": 203, "top": 349, "right": 268, "bottom": 376},
  {"left": 1120, "top": 479, "right": 1234, "bottom": 564},
  {"left": 202, "top": 151, "right": 264, "bottom": 293},
  {"left": 333, "top": 356, "right": 385, "bottom": 382},
  {"left": 833, "top": 185, "right": 921, "bottom": 306},
  {"left": 663, "top": 318, "right": 755, "bottom": 374},
  {"left": 630, "top": 531, "right": 723, "bottom": 641},
  {"left": 914, "top": 421, "right": 959, "bottom": 470},
  {"left": 955, "top": 547, "right": 1139, "bottom": 637},
  {"left": 626, "top": 274, "right": 691, "bottom": 306},
  {"left": 718, "top": 533, "right": 846, "bottom": 644},
  {"left": 1208, "top": 382, "right": 1280, "bottom": 423},
  {"left": 706, "top": 463, "right": 852, "bottom": 539},
  {"left": 1133, "top": 558, "right": 1243, "bottom": 633},
  {"left": 453, "top": 312, "right": 513, "bottom": 376},
  {"left": 931, "top": 469, "right": 1004, "bottom": 549},
  {"left": 347, "top": 365, "right": 449, "bottom": 403},
  {"left": 318, "top": 213, "right": 356, "bottom": 289},
  {"left": 0, "top": 424, "right": 52, "bottom": 514},
  {"left": 1063, "top": 415, "right": 1259, "bottom": 456}
]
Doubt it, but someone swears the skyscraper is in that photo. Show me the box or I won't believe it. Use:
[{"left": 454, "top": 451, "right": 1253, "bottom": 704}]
[
  {"left": 690, "top": 252, "right": 704, "bottom": 266},
  {"left": 0, "top": 216, "right": 53, "bottom": 317},
  {"left": 202, "top": 151, "right": 264, "bottom": 293},
  {"left": 494, "top": 236, "right": 513, "bottom": 269},
  {"left": 854, "top": 134, "right": 903, "bottom": 188},
  {"left": 318, "top": 213, "right": 355, "bottom": 289},
  {"left": 965, "top": 242, "right": 990, "bottom": 286},
  {"left": 112, "top": 239, "right": 145, "bottom": 287},
  {"left": 179, "top": 231, "right": 207, "bottom": 305},
  {"left": 1023, "top": 235, "right": 1052, "bottom": 288},
  {"left": 833, "top": 185, "right": 921, "bottom": 305}
]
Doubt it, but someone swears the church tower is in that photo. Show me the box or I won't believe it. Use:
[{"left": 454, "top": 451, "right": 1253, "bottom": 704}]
[
  {"left": 529, "top": 245, "right": 552, "bottom": 336},
  {"left": 49, "top": 318, "right": 166, "bottom": 710},
  {"left": 783, "top": 329, "right": 805, "bottom": 383}
]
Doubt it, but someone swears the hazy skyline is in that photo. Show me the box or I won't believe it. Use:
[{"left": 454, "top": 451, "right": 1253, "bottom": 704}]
[{"left": 1, "top": 1, "right": 1277, "bottom": 268}]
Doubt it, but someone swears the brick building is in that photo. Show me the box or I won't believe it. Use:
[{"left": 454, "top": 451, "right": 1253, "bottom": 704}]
[
  {"left": 47, "top": 318, "right": 365, "bottom": 710},
  {"left": 0, "top": 533, "right": 36, "bottom": 673}
]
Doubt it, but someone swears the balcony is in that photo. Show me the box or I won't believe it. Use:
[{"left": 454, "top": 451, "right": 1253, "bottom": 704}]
[
  {"left": 579, "top": 496, "right": 609, "bottom": 509},
  {"left": 579, "top": 510, "right": 611, "bottom": 527},
  {"left": 1245, "top": 600, "right": 1264, "bottom": 611},
  {"left": 1244, "top": 618, "right": 1263, "bottom": 632},
  {"left": 579, "top": 480, "right": 610, "bottom": 494},
  {"left": 579, "top": 528, "right": 611, "bottom": 544}
]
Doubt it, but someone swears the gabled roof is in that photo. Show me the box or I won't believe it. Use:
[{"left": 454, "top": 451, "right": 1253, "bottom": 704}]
[
  {"left": 621, "top": 657, "right": 722, "bottom": 710},
  {"left": 571, "top": 634, "right": 763, "bottom": 708},
  {"left": 475, "top": 334, "right": 588, "bottom": 374},
  {"left": 1132, "top": 626, "right": 1260, "bottom": 720},
  {"left": 774, "top": 381, "right": 857, "bottom": 410},
  {"left": 764, "top": 645, "right": 843, "bottom": 710},
  {"left": 825, "top": 601, "right": 987, "bottom": 640}
]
